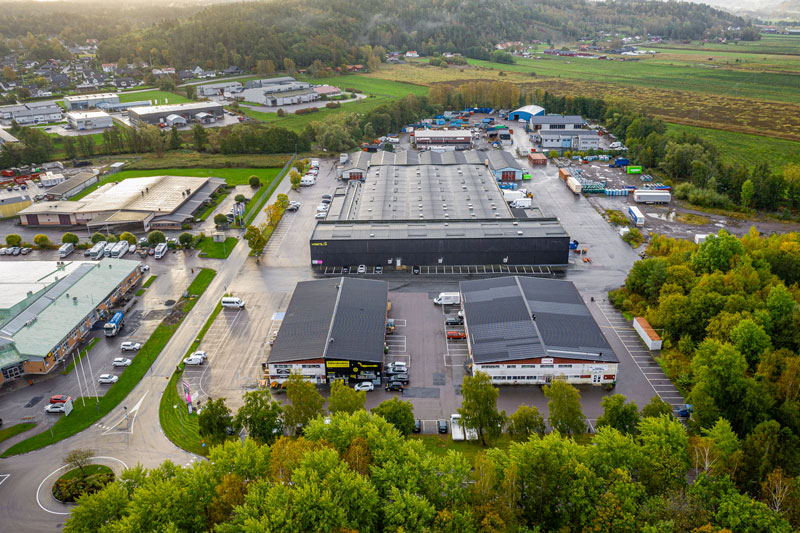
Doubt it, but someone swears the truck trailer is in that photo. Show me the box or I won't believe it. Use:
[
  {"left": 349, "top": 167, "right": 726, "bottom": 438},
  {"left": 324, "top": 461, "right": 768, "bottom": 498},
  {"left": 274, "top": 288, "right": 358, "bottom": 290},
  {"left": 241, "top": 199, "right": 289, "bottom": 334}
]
[
  {"left": 633, "top": 190, "right": 671, "bottom": 204},
  {"left": 628, "top": 206, "right": 645, "bottom": 226},
  {"left": 566, "top": 176, "right": 582, "bottom": 194},
  {"left": 104, "top": 311, "right": 124, "bottom": 337}
]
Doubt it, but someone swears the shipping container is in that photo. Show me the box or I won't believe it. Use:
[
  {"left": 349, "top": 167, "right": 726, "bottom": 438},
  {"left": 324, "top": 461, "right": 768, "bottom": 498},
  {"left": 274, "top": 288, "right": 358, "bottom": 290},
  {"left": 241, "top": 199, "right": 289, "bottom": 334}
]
[
  {"left": 633, "top": 317, "right": 662, "bottom": 350},
  {"left": 559, "top": 168, "right": 571, "bottom": 181},
  {"left": 633, "top": 190, "right": 671, "bottom": 204},
  {"left": 528, "top": 153, "right": 547, "bottom": 166},
  {"left": 566, "top": 176, "right": 582, "bottom": 194}
]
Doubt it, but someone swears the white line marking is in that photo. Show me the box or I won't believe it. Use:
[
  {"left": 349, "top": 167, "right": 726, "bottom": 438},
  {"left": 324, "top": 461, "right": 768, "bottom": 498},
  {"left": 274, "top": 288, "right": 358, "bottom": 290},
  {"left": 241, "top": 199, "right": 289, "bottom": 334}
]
[
  {"left": 37, "top": 456, "right": 128, "bottom": 515},
  {"left": 0, "top": 474, "right": 9, "bottom": 487}
]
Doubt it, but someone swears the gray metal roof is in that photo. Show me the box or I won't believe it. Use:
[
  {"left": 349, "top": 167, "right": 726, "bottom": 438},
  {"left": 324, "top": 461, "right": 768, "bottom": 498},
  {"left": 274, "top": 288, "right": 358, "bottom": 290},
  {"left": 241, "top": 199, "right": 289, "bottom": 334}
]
[
  {"left": 269, "top": 278, "right": 387, "bottom": 364},
  {"left": 151, "top": 177, "right": 224, "bottom": 223},
  {"left": 45, "top": 170, "right": 98, "bottom": 197},
  {"left": 529, "top": 115, "right": 584, "bottom": 125},
  {"left": 460, "top": 276, "right": 616, "bottom": 364},
  {"left": 343, "top": 150, "right": 518, "bottom": 171},
  {"left": 538, "top": 130, "right": 599, "bottom": 138},
  {"left": 311, "top": 218, "right": 568, "bottom": 241},
  {"left": 484, "top": 150, "right": 521, "bottom": 171}
]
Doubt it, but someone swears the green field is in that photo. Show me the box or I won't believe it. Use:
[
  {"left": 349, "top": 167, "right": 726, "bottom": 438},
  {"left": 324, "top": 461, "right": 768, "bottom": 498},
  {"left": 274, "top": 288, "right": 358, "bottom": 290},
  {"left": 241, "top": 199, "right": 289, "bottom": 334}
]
[
  {"left": 651, "top": 34, "right": 800, "bottom": 56},
  {"left": 71, "top": 167, "right": 282, "bottom": 200},
  {"left": 667, "top": 123, "right": 800, "bottom": 168},
  {"left": 301, "top": 75, "right": 429, "bottom": 98},
  {"left": 118, "top": 90, "right": 191, "bottom": 105},
  {"left": 197, "top": 236, "right": 238, "bottom": 259},
  {"left": 466, "top": 54, "right": 800, "bottom": 104}
]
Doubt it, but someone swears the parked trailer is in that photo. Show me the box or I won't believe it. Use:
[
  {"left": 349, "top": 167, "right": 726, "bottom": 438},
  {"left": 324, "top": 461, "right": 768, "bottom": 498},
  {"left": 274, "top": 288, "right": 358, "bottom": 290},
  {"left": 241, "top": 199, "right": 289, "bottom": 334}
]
[
  {"left": 604, "top": 189, "right": 630, "bottom": 196},
  {"left": 628, "top": 206, "right": 645, "bottom": 226},
  {"left": 633, "top": 317, "right": 662, "bottom": 350},
  {"left": 609, "top": 158, "right": 629, "bottom": 168},
  {"left": 110, "top": 241, "right": 128, "bottom": 258},
  {"left": 633, "top": 190, "right": 671, "bottom": 204},
  {"left": 89, "top": 241, "right": 107, "bottom": 259}
]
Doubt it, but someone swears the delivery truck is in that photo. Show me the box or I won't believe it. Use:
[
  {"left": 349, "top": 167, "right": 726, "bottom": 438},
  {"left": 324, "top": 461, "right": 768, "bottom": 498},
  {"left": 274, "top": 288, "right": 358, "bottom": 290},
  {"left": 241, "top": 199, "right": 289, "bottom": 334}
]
[
  {"left": 633, "top": 190, "right": 671, "bottom": 204},
  {"left": 510, "top": 197, "right": 532, "bottom": 209},
  {"left": 628, "top": 206, "right": 645, "bottom": 226},
  {"left": 434, "top": 292, "right": 460, "bottom": 305}
]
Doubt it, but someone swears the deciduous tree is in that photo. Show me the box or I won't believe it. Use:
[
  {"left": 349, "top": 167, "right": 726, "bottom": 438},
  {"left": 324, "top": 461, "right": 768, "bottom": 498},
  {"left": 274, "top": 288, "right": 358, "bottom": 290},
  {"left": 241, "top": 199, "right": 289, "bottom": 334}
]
[
  {"left": 328, "top": 379, "right": 366, "bottom": 415},
  {"left": 458, "top": 371, "right": 505, "bottom": 446},
  {"left": 64, "top": 448, "right": 95, "bottom": 477},
  {"left": 234, "top": 389, "right": 284, "bottom": 445},
  {"left": 243, "top": 225, "right": 266, "bottom": 257},
  {"left": 283, "top": 371, "right": 325, "bottom": 434},
  {"left": 198, "top": 397, "right": 234, "bottom": 446},
  {"left": 371, "top": 397, "right": 415, "bottom": 435},
  {"left": 597, "top": 394, "right": 640, "bottom": 434},
  {"left": 507, "top": 404, "right": 545, "bottom": 440},
  {"left": 543, "top": 379, "right": 585, "bottom": 436}
]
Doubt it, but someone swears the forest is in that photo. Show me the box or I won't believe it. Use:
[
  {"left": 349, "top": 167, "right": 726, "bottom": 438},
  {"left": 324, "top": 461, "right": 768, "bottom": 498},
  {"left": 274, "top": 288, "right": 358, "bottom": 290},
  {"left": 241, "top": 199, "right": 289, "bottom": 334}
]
[
  {"left": 62, "top": 406, "right": 796, "bottom": 532},
  {"left": 94, "top": 0, "right": 750, "bottom": 70}
]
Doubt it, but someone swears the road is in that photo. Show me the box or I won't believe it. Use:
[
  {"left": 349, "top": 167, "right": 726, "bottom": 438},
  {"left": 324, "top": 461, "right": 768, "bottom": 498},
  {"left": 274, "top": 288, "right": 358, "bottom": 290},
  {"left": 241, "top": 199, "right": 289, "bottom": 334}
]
[{"left": 0, "top": 167, "right": 294, "bottom": 532}]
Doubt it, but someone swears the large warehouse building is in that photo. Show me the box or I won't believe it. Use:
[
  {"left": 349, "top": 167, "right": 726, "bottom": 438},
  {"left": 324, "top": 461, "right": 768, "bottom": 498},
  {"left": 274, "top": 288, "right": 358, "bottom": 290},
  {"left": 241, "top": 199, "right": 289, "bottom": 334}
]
[
  {"left": 460, "top": 276, "right": 618, "bottom": 386},
  {"left": 66, "top": 111, "right": 114, "bottom": 130},
  {"left": 64, "top": 93, "right": 120, "bottom": 110},
  {"left": 266, "top": 278, "right": 388, "bottom": 386},
  {"left": 20, "top": 175, "right": 224, "bottom": 231},
  {"left": 311, "top": 150, "right": 570, "bottom": 268},
  {"left": 413, "top": 129, "right": 473, "bottom": 151},
  {"left": 127, "top": 102, "right": 224, "bottom": 126},
  {"left": 0, "top": 259, "right": 142, "bottom": 383}
]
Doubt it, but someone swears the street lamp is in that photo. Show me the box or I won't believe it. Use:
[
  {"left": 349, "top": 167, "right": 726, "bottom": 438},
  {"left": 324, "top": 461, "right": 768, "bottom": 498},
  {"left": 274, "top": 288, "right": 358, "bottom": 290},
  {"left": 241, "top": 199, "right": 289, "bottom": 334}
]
[{"left": 173, "top": 404, "right": 185, "bottom": 438}]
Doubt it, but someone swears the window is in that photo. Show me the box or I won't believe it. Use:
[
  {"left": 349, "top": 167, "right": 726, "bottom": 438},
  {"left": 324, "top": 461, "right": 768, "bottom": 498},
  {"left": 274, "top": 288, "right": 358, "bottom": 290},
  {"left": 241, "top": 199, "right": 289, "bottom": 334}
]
[
  {"left": 301, "top": 364, "right": 320, "bottom": 369},
  {"left": 521, "top": 364, "right": 535, "bottom": 368},
  {"left": 540, "top": 364, "right": 554, "bottom": 368},
  {"left": 274, "top": 364, "right": 290, "bottom": 369},
  {"left": 506, "top": 365, "right": 517, "bottom": 369},
  {"left": 482, "top": 365, "right": 500, "bottom": 369},
  {"left": 558, "top": 364, "right": 572, "bottom": 368}
]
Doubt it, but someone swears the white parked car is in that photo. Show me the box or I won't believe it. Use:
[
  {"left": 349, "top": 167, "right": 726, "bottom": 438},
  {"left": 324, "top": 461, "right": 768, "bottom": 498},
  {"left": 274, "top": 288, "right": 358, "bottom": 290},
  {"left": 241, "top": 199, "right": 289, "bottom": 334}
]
[
  {"left": 314, "top": 212, "right": 327, "bottom": 220},
  {"left": 190, "top": 351, "right": 208, "bottom": 361},
  {"left": 44, "top": 403, "right": 66, "bottom": 414},
  {"left": 184, "top": 355, "right": 204, "bottom": 365},
  {"left": 357, "top": 265, "right": 366, "bottom": 274},
  {"left": 121, "top": 342, "right": 141, "bottom": 351},
  {"left": 354, "top": 382, "right": 374, "bottom": 392},
  {"left": 316, "top": 204, "right": 329, "bottom": 212},
  {"left": 112, "top": 357, "right": 132, "bottom": 367},
  {"left": 140, "top": 264, "right": 150, "bottom": 272},
  {"left": 98, "top": 374, "right": 119, "bottom": 384}
]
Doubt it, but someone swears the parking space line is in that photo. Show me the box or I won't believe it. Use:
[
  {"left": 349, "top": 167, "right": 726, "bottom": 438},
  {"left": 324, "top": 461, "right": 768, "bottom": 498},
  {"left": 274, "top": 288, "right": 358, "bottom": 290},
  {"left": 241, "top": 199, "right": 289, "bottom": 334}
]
[{"left": 0, "top": 474, "right": 8, "bottom": 487}]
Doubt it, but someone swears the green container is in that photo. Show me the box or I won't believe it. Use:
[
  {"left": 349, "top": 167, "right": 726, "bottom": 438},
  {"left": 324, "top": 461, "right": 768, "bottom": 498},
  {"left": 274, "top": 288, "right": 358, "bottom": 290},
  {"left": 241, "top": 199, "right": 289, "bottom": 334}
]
[
  {"left": 627, "top": 166, "right": 643, "bottom": 174},
  {"left": 522, "top": 174, "right": 532, "bottom": 181}
]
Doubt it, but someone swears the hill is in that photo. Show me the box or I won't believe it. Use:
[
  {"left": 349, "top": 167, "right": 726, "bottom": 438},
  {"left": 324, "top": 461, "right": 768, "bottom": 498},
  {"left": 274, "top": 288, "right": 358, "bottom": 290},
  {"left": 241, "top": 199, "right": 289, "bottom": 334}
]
[{"left": 96, "top": 0, "right": 751, "bottom": 69}]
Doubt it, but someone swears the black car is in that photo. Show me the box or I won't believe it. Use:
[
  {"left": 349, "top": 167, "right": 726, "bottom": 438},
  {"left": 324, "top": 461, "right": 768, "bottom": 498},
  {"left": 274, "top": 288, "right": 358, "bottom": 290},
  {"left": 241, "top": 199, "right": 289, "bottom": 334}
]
[
  {"left": 438, "top": 419, "right": 448, "bottom": 434},
  {"left": 375, "top": 266, "right": 383, "bottom": 274},
  {"left": 392, "top": 373, "right": 409, "bottom": 384},
  {"left": 413, "top": 419, "right": 421, "bottom": 433},
  {"left": 412, "top": 266, "right": 420, "bottom": 274},
  {"left": 342, "top": 266, "right": 350, "bottom": 274},
  {"left": 385, "top": 381, "right": 404, "bottom": 392},
  {"left": 444, "top": 316, "right": 463, "bottom": 326}
]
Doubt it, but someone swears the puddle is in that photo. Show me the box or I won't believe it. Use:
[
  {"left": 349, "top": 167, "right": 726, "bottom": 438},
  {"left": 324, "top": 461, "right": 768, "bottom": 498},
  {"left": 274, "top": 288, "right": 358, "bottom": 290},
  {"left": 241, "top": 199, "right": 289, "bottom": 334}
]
[{"left": 647, "top": 211, "right": 676, "bottom": 222}]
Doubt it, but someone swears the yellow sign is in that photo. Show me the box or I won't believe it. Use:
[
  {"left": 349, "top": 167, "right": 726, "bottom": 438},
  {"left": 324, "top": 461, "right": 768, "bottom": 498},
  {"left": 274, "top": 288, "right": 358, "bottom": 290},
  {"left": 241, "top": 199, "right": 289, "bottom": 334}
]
[
  {"left": 327, "top": 360, "right": 350, "bottom": 368},
  {"left": 311, "top": 241, "right": 328, "bottom": 246}
]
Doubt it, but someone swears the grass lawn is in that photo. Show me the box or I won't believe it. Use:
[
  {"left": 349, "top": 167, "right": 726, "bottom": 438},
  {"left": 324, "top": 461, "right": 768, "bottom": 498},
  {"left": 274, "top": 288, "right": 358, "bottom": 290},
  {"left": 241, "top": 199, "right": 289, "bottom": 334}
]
[
  {"left": 0, "top": 423, "right": 36, "bottom": 444},
  {"left": 159, "top": 302, "right": 223, "bottom": 456},
  {"left": 64, "top": 337, "right": 100, "bottom": 375},
  {"left": 71, "top": 167, "right": 283, "bottom": 200},
  {"left": 126, "top": 152, "right": 291, "bottom": 170},
  {"left": 666, "top": 123, "right": 800, "bottom": 169},
  {"left": 196, "top": 189, "right": 231, "bottom": 221},
  {"left": 118, "top": 90, "right": 191, "bottom": 105},
  {"left": 196, "top": 237, "right": 238, "bottom": 259},
  {"left": 142, "top": 275, "right": 157, "bottom": 288},
  {"left": 299, "top": 74, "right": 429, "bottom": 98},
  {"left": 135, "top": 288, "right": 145, "bottom": 296},
  {"left": 2, "top": 269, "right": 217, "bottom": 457},
  {"left": 411, "top": 434, "right": 514, "bottom": 463},
  {"left": 239, "top": 94, "right": 398, "bottom": 131}
]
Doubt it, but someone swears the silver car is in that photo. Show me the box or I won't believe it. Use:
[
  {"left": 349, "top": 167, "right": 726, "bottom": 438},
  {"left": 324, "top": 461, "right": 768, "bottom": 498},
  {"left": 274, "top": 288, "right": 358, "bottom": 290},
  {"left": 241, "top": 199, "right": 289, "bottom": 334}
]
[{"left": 98, "top": 374, "right": 118, "bottom": 384}]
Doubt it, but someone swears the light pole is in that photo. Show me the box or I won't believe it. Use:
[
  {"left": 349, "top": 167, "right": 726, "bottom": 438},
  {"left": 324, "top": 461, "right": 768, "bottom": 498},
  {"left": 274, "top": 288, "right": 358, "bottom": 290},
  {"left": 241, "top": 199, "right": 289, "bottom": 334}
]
[{"left": 173, "top": 404, "right": 185, "bottom": 437}]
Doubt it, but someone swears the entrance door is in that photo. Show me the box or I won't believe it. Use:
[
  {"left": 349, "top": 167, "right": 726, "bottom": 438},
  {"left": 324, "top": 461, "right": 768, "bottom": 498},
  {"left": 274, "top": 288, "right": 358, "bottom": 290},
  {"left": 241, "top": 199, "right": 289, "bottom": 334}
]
[
  {"left": 592, "top": 374, "right": 601, "bottom": 384},
  {"left": 59, "top": 214, "right": 72, "bottom": 225},
  {"left": 501, "top": 171, "right": 516, "bottom": 181},
  {"left": 26, "top": 214, "right": 39, "bottom": 225},
  {"left": 545, "top": 375, "right": 552, "bottom": 385}
]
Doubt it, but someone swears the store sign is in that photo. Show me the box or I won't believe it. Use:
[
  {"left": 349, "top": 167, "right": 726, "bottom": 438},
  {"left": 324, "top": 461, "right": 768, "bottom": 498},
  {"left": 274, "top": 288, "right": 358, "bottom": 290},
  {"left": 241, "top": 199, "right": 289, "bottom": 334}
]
[
  {"left": 541, "top": 358, "right": 553, "bottom": 365},
  {"left": 327, "top": 360, "right": 350, "bottom": 368},
  {"left": 311, "top": 241, "right": 328, "bottom": 246},
  {"left": 590, "top": 365, "right": 608, "bottom": 373}
]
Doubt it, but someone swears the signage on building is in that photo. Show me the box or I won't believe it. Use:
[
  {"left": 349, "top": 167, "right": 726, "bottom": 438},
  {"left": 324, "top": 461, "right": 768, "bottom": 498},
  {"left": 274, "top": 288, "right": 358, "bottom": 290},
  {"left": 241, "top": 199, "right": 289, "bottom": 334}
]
[
  {"left": 541, "top": 358, "right": 553, "bottom": 364},
  {"left": 590, "top": 365, "right": 608, "bottom": 373},
  {"left": 327, "top": 360, "right": 350, "bottom": 368},
  {"left": 181, "top": 379, "right": 192, "bottom": 403}
]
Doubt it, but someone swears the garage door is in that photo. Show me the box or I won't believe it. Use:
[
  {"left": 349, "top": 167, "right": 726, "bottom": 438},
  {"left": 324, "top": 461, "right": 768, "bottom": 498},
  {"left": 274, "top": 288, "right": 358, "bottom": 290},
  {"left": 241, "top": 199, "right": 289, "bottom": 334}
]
[
  {"left": 501, "top": 171, "right": 516, "bottom": 181},
  {"left": 59, "top": 214, "right": 72, "bottom": 225},
  {"left": 26, "top": 214, "right": 39, "bottom": 225}
]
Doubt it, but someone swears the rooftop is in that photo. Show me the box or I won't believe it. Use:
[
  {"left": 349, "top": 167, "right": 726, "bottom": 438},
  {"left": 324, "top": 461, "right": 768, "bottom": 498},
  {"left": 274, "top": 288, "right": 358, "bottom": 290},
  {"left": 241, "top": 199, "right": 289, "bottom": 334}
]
[
  {"left": 128, "top": 102, "right": 224, "bottom": 116},
  {"left": 460, "top": 276, "right": 616, "bottom": 364},
  {"left": 530, "top": 115, "right": 585, "bottom": 125},
  {"left": 268, "top": 278, "right": 387, "bottom": 364},
  {"left": 78, "top": 175, "right": 209, "bottom": 213},
  {"left": 64, "top": 93, "right": 118, "bottom": 102},
  {"left": 0, "top": 129, "right": 19, "bottom": 143},
  {"left": 4, "top": 259, "right": 140, "bottom": 359},
  {"left": 42, "top": 170, "right": 98, "bottom": 197},
  {"left": 510, "top": 105, "right": 545, "bottom": 116},
  {"left": 0, "top": 261, "right": 83, "bottom": 312},
  {"left": 311, "top": 218, "right": 568, "bottom": 241},
  {"left": 67, "top": 111, "right": 111, "bottom": 120}
]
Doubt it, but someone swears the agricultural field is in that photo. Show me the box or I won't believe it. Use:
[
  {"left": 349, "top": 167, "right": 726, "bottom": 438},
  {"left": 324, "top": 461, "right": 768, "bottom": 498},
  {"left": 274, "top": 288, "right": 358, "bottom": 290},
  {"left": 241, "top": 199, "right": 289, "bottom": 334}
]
[
  {"left": 666, "top": 123, "right": 800, "bottom": 169},
  {"left": 367, "top": 62, "right": 800, "bottom": 142},
  {"left": 70, "top": 167, "right": 282, "bottom": 200},
  {"left": 650, "top": 34, "right": 800, "bottom": 56},
  {"left": 118, "top": 90, "right": 191, "bottom": 105}
]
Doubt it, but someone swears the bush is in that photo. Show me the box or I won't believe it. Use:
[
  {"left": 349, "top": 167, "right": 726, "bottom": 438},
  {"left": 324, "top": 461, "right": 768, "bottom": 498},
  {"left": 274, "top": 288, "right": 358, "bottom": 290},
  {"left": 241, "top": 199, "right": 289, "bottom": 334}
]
[
  {"left": 325, "top": 102, "right": 341, "bottom": 109},
  {"left": 277, "top": 108, "right": 285, "bottom": 117},
  {"left": 33, "top": 234, "right": 50, "bottom": 247},
  {"left": 249, "top": 176, "right": 260, "bottom": 189},
  {"left": 119, "top": 232, "right": 136, "bottom": 245},
  {"left": 5, "top": 234, "right": 21, "bottom": 246},
  {"left": 622, "top": 227, "right": 645, "bottom": 248},
  {"left": 105, "top": 234, "right": 118, "bottom": 243},
  {"left": 178, "top": 232, "right": 194, "bottom": 248},
  {"left": 90, "top": 232, "right": 105, "bottom": 244},
  {"left": 61, "top": 233, "right": 79, "bottom": 244},
  {"left": 276, "top": 193, "right": 289, "bottom": 208},
  {"left": 674, "top": 183, "right": 729, "bottom": 209},
  {"left": 147, "top": 231, "right": 166, "bottom": 245},
  {"left": 295, "top": 107, "right": 319, "bottom": 116},
  {"left": 213, "top": 214, "right": 228, "bottom": 226},
  {"left": 234, "top": 194, "right": 247, "bottom": 203},
  {"left": 181, "top": 223, "right": 192, "bottom": 230},
  {"left": 52, "top": 471, "right": 114, "bottom": 503}
]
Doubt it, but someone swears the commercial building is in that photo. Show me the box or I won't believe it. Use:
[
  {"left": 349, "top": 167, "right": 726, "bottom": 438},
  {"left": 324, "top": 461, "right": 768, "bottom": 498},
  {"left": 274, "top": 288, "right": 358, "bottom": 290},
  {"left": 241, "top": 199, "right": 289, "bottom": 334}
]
[
  {"left": 0, "top": 259, "right": 143, "bottom": 383},
  {"left": 312, "top": 150, "right": 570, "bottom": 268},
  {"left": 313, "top": 85, "right": 341, "bottom": 98},
  {"left": 0, "top": 189, "right": 32, "bottom": 217},
  {"left": 66, "top": 110, "right": 114, "bottom": 130},
  {"left": 240, "top": 77, "right": 318, "bottom": 106},
  {"left": 485, "top": 150, "right": 524, "bottom": 181},
  {"left": 127, "top": 102, "right": 224, "bottom": 126},
  {"left": 63, "top": 93, "right": 120, "bottom": 110},
  {"left": 536, "top": 129, "right": 599, "bottom": 151},
  {"left": 0, "top": 101, "right": 63, "bottom": 126},
  {"left": 508, "top": 105, "right": 544, "bottom": 122},
  {"left": 0, "top": 128, "right": 19, "bottom": 146},
  {"left": 20, "top": 175, "right": 224, "bottom": 231},
  {"left": 460, "top": 276, "right": 618, "bottom": 386},
  {"left": 529, "top": 115, "right": 584, "bottom": 131},
  {"left": 267, "top": 278, "right": 388, "bottom": 386},
  {"left": 413, "top": 129, "right": 473, "bottom": 151},
  {"left": 197, "top": 81, "right": 242, "bottom": 97}
]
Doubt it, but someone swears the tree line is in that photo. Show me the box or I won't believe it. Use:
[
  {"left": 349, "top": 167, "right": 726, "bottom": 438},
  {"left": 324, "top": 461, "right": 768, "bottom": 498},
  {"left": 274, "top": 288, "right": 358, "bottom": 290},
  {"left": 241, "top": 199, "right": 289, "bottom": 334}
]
[{"left": 63, "top": 370, "right": 796, "bottom": 532}]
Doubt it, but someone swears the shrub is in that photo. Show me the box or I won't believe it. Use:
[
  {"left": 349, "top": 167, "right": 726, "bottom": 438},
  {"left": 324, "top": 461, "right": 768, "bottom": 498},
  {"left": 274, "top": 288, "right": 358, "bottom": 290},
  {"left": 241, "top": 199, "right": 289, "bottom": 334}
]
[
  {"left": 325, "top": 102, "right": 341, "bottom": 109},
  {"left": 622, "top": 227, "right": 644, "bottom": 248},
  {"left": 249, "top": 176, "right": 260, "bottom": 189},
  {"left": 5, "top": 234, "right": 22, "bottom": 246},
  {"left": 147, "top": 231, "right": 166, "bottom": 245},
  {"left": 105, "top": 234, "right": 118, "bottom": 243},
  {"left": 277, "top": 108, "right": 285, "bottom": 117},
  {"left": 674, "top": 183, "right": 729, "bottom": 209},
  {"left": 61, "top": 233, "right": 79, "bottom": 244},
  {"left": 119, "top": 232, "right": 136, "bottom": 245},
  {"left": 33, "top": 234, "right": 51, "bottom": 247},
  {"left": 213, "top": 214, "right": 228, "bottom": 226},
  {"left": 90, "top": 232, "right": 105, "bottom": 244},
  {"left": 178, "top": 232, "right": 194, "bottom": 248},
  {"left": 295, "top": 107, "right": 319, "bottom": 115},
  {"left": 234, "top": 194, "right": 247, "bottom": 203},
  {"left": 181, "top": 223, "right": 192, "bottom": 230}
]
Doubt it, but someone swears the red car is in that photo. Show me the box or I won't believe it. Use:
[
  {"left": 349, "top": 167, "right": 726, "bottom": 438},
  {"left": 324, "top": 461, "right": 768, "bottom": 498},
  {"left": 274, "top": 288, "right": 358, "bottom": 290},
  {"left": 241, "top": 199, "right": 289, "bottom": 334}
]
[
  {"left": 50, "top": 394, "right": 73, "bottom": 404},
  {"left": 446, "top": 331, "right": 466, "bottom": 340}
]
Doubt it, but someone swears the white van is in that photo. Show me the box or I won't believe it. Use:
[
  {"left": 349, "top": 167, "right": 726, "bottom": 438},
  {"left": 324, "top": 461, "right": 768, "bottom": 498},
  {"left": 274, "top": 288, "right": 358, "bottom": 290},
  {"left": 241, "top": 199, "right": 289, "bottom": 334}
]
[
  {"left": 300, "top": 176, "right": 315, "bottom": 187},
  {"left": 221, "top": 297, "right": 245, "bottom": 309},
  {"left": 154, "top": 242, "right": 168, "bottom": 259},
  {"left": 58, "top": 242, "right": 74, "bottom": 258},
  {"left": 434, "top": 292, "right": 460, "bottom": 305}
]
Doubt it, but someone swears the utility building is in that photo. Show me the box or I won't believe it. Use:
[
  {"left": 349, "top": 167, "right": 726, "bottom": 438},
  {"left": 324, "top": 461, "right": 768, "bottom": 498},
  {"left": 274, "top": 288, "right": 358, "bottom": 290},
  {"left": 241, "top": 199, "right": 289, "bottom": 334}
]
[
  {"left": 127, "top": 102, "right": 224, "bottom": 126},
  {"left": 266, "top": 278, "right": 388, "bottom": 386},
  {"left": 413, "top": 129, "right": 473, "bottom": 151},
  {"left": 64, "top": 93, "right": 120, "bottom": 110},
  {"left": 461, "top": 276, "right": 618, "bottom": 386},
  {"left": 66, "top": 111, "right": 113, "bottom": 130}
]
